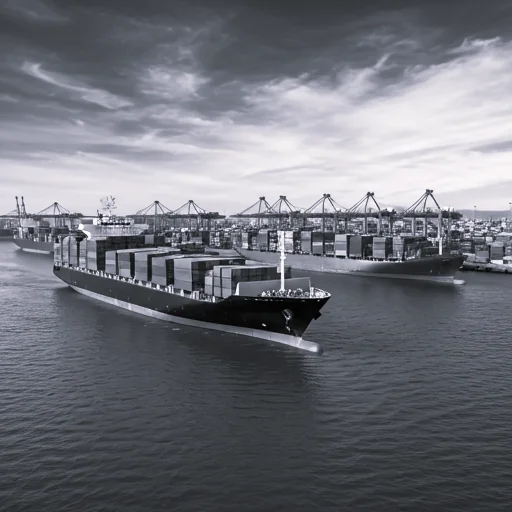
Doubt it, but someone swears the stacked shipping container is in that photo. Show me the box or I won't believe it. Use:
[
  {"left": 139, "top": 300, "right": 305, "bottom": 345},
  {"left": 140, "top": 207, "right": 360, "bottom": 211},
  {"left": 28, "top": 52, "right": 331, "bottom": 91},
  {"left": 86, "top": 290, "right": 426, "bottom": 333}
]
[
  {"left": 78, "top": 240, "right": 87, "bottom": 267},
  {"left": 300, "top": 231, "right": 312, "bottom": 253},
  {"left": 133, "top": 249, "right": 180, "bottom": 281},
  {"left": 209, "top": 264, "right": 291, "bottom": 298},
  {"left": 334, "top": 234, "right": 349, "bottom": 257},
  {"left": 372, "top": 236, "right": 393, "bottom": 259},
  {"left": 117, "top": 248, "right": 157, "bottom": 278},
  {"left": 490, "top": 242, "right": 505, "bottom": 261},
  {"left": 151, "top": 255, "right": 186, "bottom": 287},
  {"left": 324, "top": 232, "right": 335, "bottom": 256},
  {"left": 172, "top": 257, "right": 246, "bottom": 292},
  {"left": 312, "top": 232, "right": 323, "bottom": 255},
  {"left": 349, "top": 235, "right": 373, "bottom": 258}
]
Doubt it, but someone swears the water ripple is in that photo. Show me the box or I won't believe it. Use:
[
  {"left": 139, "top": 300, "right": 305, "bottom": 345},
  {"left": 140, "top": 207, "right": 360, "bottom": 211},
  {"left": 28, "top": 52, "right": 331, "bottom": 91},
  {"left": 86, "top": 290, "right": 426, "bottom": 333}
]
[{"left": 1, "top": 243, "right": 512, "bottom": 511}]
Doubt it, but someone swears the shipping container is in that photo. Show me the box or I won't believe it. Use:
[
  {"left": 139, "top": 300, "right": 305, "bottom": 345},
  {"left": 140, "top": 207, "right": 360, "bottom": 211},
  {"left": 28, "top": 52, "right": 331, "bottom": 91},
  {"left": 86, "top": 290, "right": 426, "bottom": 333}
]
[
  {"left": 334, "top": 233, "right": 351, "bottom": 257},
  {"left": 170, "top": 257, "right": 246, "bottom": 291},
  {"left": 133, "top": 249, "right": 179, "bottom": 281},
  {"left": 151, "top": 255, "right": 190, "bottom": 287},
  {"left": 372, "top": 236, "right": 393, "bottom": 259},
  {"left": 348, "top": 235, "right": 373, "bottom": 258}
]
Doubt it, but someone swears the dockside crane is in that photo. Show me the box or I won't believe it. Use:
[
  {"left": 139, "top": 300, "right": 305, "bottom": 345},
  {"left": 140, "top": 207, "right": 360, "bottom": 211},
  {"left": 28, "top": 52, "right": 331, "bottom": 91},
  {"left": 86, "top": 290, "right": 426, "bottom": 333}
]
[
  {"left": 347, "top": 192, "right": 384, "bottom": 234},
  {"left": 166, "top": 200, "right": 225, "bottom": 232},
  {"left": 266, "top": 196, "right": 302, "bottom": 229},
  {"left": 20, "top": 196, "right": 27, "bottom": 218},
  {"left": 15, "top": 196, "right": 22, "bottom": 220},
  {"left": 304, "top": 194, "right": 347, "bottom": 233},
  {"left": 33, "top": 202, "right": 81, "bottom": 228},
  {"left": 403, "top": 189, "right": 461, "bottom": 250},
  {"left": 135, "top": 200, "right": 174, "bottom": 234},
  {"left": 403, "top": 189, "right": 442, "bottom": 238},
  {"left": 232, "top": 197, "right": 275, "bottom": 228}
]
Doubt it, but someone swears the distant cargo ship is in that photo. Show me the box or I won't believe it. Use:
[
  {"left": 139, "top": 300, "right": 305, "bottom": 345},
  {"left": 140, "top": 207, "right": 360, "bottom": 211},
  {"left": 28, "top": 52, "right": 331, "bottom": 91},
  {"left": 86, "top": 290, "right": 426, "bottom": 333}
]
[
  {"left": 13, "top": 227, "right": 64, "bottom": 254},
  {"left": 226, "top": 231, "right": 466, "bottom": 283},
  {"left": 13, "top": 196, "right": 147, "bottom": 255},
  {"left": 52, "top": 231, "right": 330, "bottom": 353}
]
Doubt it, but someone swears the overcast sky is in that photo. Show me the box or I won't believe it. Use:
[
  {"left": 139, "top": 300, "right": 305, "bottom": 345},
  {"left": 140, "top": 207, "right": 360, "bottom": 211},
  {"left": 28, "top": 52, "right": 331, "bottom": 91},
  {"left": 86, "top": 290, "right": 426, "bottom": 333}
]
[{"left": 1, "top": 0, "right": 512, "bottom": 215}]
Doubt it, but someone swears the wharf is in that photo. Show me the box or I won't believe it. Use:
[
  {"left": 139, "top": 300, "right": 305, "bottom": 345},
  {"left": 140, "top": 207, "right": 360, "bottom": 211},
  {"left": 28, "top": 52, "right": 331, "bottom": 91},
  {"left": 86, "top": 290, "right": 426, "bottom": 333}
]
[{"left": 460, "top": 261, "right": 512, "bottom": 274}]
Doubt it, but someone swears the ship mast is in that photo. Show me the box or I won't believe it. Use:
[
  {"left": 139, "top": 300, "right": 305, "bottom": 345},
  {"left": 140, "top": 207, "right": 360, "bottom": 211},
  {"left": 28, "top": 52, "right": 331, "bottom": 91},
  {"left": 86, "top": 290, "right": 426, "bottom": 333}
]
[{"left": 279, "top": 230, "right": 286, "bottom": 291}]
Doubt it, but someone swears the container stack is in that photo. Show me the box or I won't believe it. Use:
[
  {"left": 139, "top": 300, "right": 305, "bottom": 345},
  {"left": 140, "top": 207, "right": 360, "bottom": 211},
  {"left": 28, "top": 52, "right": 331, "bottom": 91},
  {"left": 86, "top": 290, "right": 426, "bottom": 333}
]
[
  {"left": 85, "top": 238, "right": 108, "bottom": 271},
  {"left": 213, "top": 265, "right": 288, "bottom": 298},
  {"left": 495, "top": 233, "right": 512, "bottom": 244},
  {"left": 349, "top": 235, "right": 373, "bottom": 258},
  {"left": 151, "top": 255, "right": 185, "bottom": 287},
  {"left": 105, "top": 250, "right": 118, "bottom": 274},
  {"left": 173, "top": 259, "right": 209, "bottom": 292},
  {"left": 133, "top": 249, "right": 180, "bottom": 281},
  {"left": 293, "top": 231, "right": 301, "bottom": 253},
  {"left": 335, "top": 234, "right": 350, "bottom": 257},
  {"left": 474, "top": 247, "right": 490, "bottom": 261},
  {"left": 61, "top": 236, "right": 70, "bottom": 265},
  {"left": 490, "top": 242, "right": 505, "bottom": 261},
  {"left": 209, "top": 230, "right": 224, "bottom": 248},
  {"left": 172, "top": 257, "right": 247, "bottom": 292},
  {"left": 324, "top": 232, "right": 335, "bottom": 256},
  {"left": 392, "top": 236, "right": 415, "bottom": 259},
  {"left": 300, "top": 231, "right": 312, "bottom": 253},
  {"left": 249, "top": 231, "right": 259, "bottom": 250},
  {"left": 69, "top": 238, "right": 79, "bottom": 266},
  {"left": 460, "top": 240, "right": 474, "bottom": 253},
  {"left": 200, "top": 230, "right": 210, "bottom": 245},
  {"left": 117, "top": 248, "right": 156, "bottom": 278},
  {"left": 312, "top": 232, "right": 324, "bottom": 255},
  {"left": 372, "top": 236, "right": 393, "bottom": 259},
  {"left": 53, "top": 240, "right": 62, "bottom": 264},
  {"left": 241, "top": 232, "right": 250, "bottom": 249},
  {"left": 241, "top": 230, "right": 258, "bottom": 250},
  {"left": 231, "top": 231, "right": 242, "bottom": 248},
  {"left": 282, "top": 231, "right": 294, "bottom": 253},
  {"left": 257, "top": 229, "right": 269, "bottom": 251},
  {"left": 268, "top": 230, "right": 278, "bottom": 251},
  {"left": 78, "top": 240, "right": 87, "bottom": 267}
]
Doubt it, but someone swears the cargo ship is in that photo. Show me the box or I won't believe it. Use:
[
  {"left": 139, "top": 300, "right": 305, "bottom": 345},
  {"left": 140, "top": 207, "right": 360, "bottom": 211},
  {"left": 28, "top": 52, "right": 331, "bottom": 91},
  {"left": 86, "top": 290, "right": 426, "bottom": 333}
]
[
  {"left": 225, "top": 231, "right": 466, "bottom": 283},
  {"left": 52, "top": 231, "right": 330, "bottom": 353},
  {"left": 14, "top": 196, "right": 148, "bottom": 254},
  {"left": 13, "top": 225, "right": 69, "bottom": 254}
]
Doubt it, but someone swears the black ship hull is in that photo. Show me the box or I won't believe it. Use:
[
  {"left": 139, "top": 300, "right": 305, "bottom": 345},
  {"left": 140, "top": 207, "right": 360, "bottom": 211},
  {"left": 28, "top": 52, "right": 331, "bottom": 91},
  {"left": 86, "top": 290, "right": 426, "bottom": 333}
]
[
  {"left": 13, "top": 238, "right": 54, "bottom": 254},
  {"left": 232, "top": 249, "right": 466, "bottom": 283},
  {"left": 53, "top": 266, "right": 329, "bottom": 353}
]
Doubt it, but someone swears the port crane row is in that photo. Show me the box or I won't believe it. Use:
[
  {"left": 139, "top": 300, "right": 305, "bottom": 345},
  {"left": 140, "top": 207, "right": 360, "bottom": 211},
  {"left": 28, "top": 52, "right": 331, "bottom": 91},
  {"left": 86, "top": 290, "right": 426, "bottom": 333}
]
[{"left": 1, "top": 191, "right": 460, "bottom": 235}]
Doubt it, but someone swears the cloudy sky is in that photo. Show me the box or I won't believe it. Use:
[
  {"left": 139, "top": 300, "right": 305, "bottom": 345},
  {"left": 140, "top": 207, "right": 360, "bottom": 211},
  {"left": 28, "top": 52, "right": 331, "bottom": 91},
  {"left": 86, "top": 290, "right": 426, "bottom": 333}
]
[{"left": 1, "top": 0, "right": 512, "bottom": 215}]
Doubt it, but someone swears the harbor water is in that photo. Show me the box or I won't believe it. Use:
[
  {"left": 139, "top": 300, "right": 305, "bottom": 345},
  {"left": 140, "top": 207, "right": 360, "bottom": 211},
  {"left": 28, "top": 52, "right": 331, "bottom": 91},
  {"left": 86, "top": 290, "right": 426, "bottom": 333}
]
[{"left": 1, "top": 241, "right": 511, "bottom": 511}]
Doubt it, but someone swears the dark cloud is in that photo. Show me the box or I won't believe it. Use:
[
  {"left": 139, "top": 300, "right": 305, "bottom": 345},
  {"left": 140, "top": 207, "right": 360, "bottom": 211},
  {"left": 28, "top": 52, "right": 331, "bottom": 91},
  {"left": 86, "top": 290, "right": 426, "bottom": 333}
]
[{"left": 1, "top": 0, "right": 512, "bottom": 213}]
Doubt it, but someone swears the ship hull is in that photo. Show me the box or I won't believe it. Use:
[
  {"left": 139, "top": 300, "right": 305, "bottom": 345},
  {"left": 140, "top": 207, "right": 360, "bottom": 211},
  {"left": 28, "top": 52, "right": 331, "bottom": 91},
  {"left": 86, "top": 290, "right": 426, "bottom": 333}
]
[
  {"left": 233, "top": 249, "right": 466, "bottom": 283},
  {"left": 53, "top": 266, "right": 328, "bottom": 353},
  {"left": 13, "top": 238, "right": 54, "bottom": 254}
]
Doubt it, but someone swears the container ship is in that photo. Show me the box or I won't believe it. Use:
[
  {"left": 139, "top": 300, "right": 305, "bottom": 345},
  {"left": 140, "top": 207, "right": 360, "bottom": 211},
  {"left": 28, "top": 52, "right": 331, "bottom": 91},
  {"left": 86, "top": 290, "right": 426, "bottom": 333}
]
[
  {"left": 14, "top": 196, "right": 148, "bottom": 254},
  {"left": 14, "top": 225, "right": 70, "bottom": 254},
  {"left": 218, "top": 230, "right": 466, "bottom": 283},
  {"left": 52, "top": 231, "right": 330, "bottom": 353}
]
